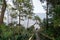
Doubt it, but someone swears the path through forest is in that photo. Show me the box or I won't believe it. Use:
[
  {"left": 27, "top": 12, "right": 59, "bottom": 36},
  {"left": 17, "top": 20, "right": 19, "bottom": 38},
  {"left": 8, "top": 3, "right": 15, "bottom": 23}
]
[{"left": 36, "top": 31, "right": 40, "bottom": 40}]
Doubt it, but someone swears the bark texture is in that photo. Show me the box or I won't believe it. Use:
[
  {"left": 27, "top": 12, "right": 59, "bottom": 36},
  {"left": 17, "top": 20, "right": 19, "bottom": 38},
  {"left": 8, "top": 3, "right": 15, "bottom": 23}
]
[{"left": 0, "top": 0, "right": 7, "bottom": 24}]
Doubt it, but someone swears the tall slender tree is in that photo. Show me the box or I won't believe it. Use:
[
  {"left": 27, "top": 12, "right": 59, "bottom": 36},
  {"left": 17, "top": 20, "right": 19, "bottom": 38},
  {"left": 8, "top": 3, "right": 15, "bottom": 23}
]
[
  {"left": 46, "top": 2, "right": 49, "bottom": 29},
  {"left": 40, "top": 0, "right": 49, "bottom": 29},
  {"left": 13, "top": 0, "right": 33, "bottom": 26},
  {"left": 0, "top": 0, "right": 7, "bottom": 24}
]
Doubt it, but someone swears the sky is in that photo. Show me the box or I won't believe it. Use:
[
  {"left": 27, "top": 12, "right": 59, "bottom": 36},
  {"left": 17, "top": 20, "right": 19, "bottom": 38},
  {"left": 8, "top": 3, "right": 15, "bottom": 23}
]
[
  {"left": 32, "top": 0, "right": 46, "bottom": 19},
  {"left": 4, "top": 0, "right": 46, "bottom": 29},
  {"left": 5, "top": 0, "right": 46, "bottom": 19},
  {"left": 32, "top": 0, "right": 46, "bottom": 13},
  {"left": 6, "top": 0, "right": 46, "bottom": 18}
]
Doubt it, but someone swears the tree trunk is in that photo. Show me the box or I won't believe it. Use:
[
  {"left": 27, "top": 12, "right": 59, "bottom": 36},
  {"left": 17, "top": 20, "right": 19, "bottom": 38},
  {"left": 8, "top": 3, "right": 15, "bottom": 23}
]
[
  {"left": 46, "top": 2, "right": 48, "bottom": 29},
  {"left": 0, "top": 0, "right": 7, "bottom": 24},
  {"left": 19, "top": 13, "right": 20, "bottom": 26},
  {"left": 18, "top": 13, "right": 21, "bottom": 35}
]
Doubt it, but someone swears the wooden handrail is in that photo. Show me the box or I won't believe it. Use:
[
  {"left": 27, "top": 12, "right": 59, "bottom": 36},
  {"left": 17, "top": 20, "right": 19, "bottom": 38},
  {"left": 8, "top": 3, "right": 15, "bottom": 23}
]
[{"left": 40, "top": 33, "right": 55, "bottom": 40}]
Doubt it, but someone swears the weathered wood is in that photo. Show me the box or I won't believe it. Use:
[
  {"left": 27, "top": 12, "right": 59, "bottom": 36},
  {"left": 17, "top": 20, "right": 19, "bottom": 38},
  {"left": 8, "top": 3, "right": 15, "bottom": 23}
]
[{"left": 40, "top": 33, "right": 55, "bottom": 40}]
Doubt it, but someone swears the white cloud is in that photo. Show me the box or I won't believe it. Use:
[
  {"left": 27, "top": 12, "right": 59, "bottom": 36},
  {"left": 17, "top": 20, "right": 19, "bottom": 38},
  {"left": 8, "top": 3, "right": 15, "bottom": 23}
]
[
  {"left": 6, "top": 0, "right": 15, "bottom": 8},
  {"left": 4, "top": 0, "right": 46, "bottom": 28},
  {"left": 35, "top": 13, "right": 46, "bottom": 20},
  {"left": 32, "top": 0, "right": 46, "bottom": 13}
]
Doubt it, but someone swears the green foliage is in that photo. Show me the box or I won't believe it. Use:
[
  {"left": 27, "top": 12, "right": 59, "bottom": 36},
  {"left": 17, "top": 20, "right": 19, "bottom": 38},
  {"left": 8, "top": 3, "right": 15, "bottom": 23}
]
[
  {"left": 16, "top": 0, "right": 33, "bottom": 15},
  {"left": 17, "top": 32, "right": 31, "bottom": 40},
  {"left": 55, "top": 36, "right": 60, "bottom": 40},
  {"left": 0, "top": 24, "right": 35, "bottom": 40},
  {"left": 13, "top": 0, "right": 34, "bottom": 26},
  {"left": 27, "top": 25, "right": 34, "bottom": 33},
  {"left": 39, "top": 0, "right": 60, "bottom": 40},
  {"left": 0, "top": 24, "right": 13, "bottom": 39},
  {"left": 53, "top": 5, "right": 60, "bottom": 27},
  {"left": 10, "top": 13, "right": 17, "bottom": 18},
  {"left": 34, "top": 16, "right": 41, "bottom": 22},
  {"left": 0, "top": 0, "right": 2, "bottom": 5}
]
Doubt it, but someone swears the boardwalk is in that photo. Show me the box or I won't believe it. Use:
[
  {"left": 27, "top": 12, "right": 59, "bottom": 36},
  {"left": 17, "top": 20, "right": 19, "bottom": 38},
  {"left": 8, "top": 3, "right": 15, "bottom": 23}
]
[{"left": 36, "top": 31, "right": 40, "bottom": 40}]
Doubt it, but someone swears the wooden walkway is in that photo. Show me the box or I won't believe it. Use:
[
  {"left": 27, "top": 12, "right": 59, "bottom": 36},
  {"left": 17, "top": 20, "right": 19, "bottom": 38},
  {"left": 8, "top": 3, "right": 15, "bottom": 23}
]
[{"left": 36, "top": 31, "right": 40, "bottom": 40}]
